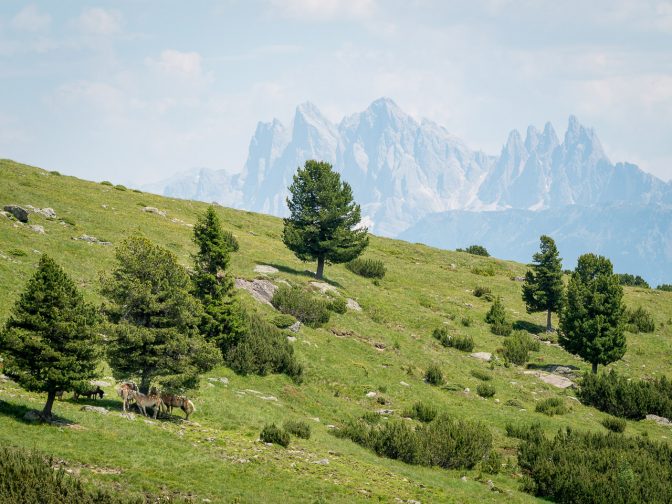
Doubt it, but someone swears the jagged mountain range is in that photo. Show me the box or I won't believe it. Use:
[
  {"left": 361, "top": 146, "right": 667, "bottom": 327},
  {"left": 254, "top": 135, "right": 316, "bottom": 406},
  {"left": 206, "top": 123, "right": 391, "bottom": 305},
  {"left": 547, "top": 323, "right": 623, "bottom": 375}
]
[{"left": 147, "top": 98, "right": 672, "bottom": 283}]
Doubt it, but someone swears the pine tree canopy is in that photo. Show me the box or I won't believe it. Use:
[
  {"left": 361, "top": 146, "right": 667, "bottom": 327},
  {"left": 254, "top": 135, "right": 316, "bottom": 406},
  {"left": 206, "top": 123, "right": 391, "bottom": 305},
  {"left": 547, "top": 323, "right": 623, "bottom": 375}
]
[
  {"left": 101, "top": 236, "right": 221, "bottom": 393},
  {"left": 522, "top": 235, "right": 564, "bottom": 314},
  {"left": 559, "top": 253, "right": 626, "bottom": 373},
  {"left": 283, "top": 160, "right": 368, "bottom": 279},
  {"left": 0, "top": 255, "right": 100, "bottom": 416}
]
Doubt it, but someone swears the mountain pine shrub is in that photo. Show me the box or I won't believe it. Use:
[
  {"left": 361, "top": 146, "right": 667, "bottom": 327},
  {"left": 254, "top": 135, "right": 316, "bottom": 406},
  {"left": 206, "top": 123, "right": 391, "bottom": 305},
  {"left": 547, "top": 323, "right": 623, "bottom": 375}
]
[
  {"left": 260, "top": 424, "right": 290, "bottom": 447},
  {"left": 471, "top": 369, "right": 492, "bottom": 381},
  {"left": 601, "top": 416, "right": 626, "bottom": 433},
  {"left": 502, "top": 330, "right": 539, "bottom": 366},
  {"left": 271, "top": 285, "right": 330, "bottom": 327},
  {"left": 477, "top": 383, "right": 496, "bottom": 398},
  {"left": 473, "top": 285, "right": 493, "bottom": 300},
  {"left": 485, "top": 296, "right": 512, "bottom": 336},
  {"left": 425, "top": 365, "right": 443, "bottom": 385},
  {"left": 432, "top": 327, "right": 474, "bottom": 352},
  {"left": 535, "top": 397, "right": 568, "bottom": 416},
  {"left": 404, "top": 401, "right": 438, "bottom": 423},
  {"left": 346, "top": 258, "right": 386, "bottom": 279},
  {"left": 283, "top": 420, "right": 311, "bottom": 439},
  {"left": 625, "top": 306, "right": 655, "bottom": 333}
]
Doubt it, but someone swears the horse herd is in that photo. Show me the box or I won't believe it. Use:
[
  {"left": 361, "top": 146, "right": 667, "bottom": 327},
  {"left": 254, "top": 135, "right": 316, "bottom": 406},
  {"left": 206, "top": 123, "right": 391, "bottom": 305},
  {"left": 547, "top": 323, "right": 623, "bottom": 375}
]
[{"left": 57, "top": 383, "right": 195, "bottom": 420}]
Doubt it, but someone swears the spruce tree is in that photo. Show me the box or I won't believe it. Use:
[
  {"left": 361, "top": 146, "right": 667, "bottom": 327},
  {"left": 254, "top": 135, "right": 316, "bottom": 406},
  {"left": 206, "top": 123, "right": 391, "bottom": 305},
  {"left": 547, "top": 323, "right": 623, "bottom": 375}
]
[
  {"left": 101, "top": 236, "right": 221, "bottom": 393},
  {"left": 485, "top": 296, "right": 512, "bottom": 336},
  {"left": 0, "top": 255, "right": 100, "bottom": 418},
  {"left": 522, "top": 235, "right": 564, "bottom": 332},
  {"left": 283, "top": 160, "right": 369, "bottom": 280},
  {"left": 559, "top": 253, "right": 626, "bottom": 373},
  {"left": 192, "top": 206, "right": 243, "bottom": 351}
]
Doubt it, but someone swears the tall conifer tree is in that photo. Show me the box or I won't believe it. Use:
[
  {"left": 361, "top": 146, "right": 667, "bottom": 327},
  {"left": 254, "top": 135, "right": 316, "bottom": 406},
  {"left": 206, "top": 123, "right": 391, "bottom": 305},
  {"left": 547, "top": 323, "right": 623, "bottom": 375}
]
[
  {"left": 522, "top": 235, "right": 564, "bottom": 331},
  {"left": 0, "top": 255, "right": 100, "bottom": 418}
]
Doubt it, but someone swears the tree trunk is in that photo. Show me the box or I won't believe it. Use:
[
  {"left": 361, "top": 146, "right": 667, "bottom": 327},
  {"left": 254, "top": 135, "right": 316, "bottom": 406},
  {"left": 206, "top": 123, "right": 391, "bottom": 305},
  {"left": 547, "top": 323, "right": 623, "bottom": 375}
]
[
  {"left": 42, "top": 389, "right": 57, "bottom": 418},
  {"left": 546, "top": 309, "right": 553, "bottom": 332},
  {"left": 315, "top": 256, "right": 325, "bottom": 280},
  {"left": 591, "top": 362, "right": 598, "bottom": 374},
  {"left": 140, "top": 374, "right": 151, "bottom": 395}
]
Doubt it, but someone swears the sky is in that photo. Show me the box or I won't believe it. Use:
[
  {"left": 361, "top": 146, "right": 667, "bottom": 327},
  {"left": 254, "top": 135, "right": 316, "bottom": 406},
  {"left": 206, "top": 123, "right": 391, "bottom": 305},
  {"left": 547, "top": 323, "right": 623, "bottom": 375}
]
[{"left": 1, "top": 0, "right": 671, "bottom": 185}]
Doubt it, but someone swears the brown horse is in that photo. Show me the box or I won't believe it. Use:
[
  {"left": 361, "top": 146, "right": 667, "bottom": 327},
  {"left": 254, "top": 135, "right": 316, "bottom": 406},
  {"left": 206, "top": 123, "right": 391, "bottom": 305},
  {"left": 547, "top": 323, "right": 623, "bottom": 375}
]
[
  {"left": 117, "top": 382, "right": 138, "bottom": 412},
  {"left": 131, "top": 390, "right": 163, "bottom": 419},
  {"left": 161, "top": 394, "right": 196, "bottom": 420}
]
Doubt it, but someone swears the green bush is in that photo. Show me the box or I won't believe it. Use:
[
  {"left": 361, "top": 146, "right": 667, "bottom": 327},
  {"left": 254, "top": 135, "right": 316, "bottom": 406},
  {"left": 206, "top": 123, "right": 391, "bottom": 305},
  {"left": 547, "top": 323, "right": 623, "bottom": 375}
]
[
  {"left": 132, "top": 189, "right": 142, "bottom": 193},
  {"left": 470, "top": 264, "right": 496, "bottom": 277},
  {"left": 505, "top": 399, "right": 525, "bottom": 409},
  {"left": 485, "top": 296, "right": 512, "bottom": 335},
  {"left": 535, "top": 397, "right": 567, "bottom": 416},
  {"left": 502, "top": 330, "right": 539, "bottom": 366},
  {"left": 473, "top": 286, "right": 493, "bottom": 301},
  {"left": 100, "top": 180, "right": 113, "bottom": 186},
  {"left": 432, "top": 327, "right": 474, "bottom": 352},
  {"left": 271, "top": 285, "right": 330, "bottom": 328},
  {"left": 260, "top": 424, "right": 290, "bottom": 447},
  {"left": 8, "top": 248, "right": 27, "bottom": 257},
  {"left": 477, "top": 383, "right": 496, "bottom": 398},
  {"left": 657, "top": 284, "right": 672, "bottom": 292},
  {"left": 505, "top": 422, "right": 544, "bottom": 443},
  {"left": 328, "top": 296, "right": 347, "bottom": 314},
  {"left": 49, "top": 170, "right": 61, "bottom": 176},
  {"left": 578, "top": 370, "right": 672, "bottom": 420},
  {"left": 518, "top": 427, "right": 672, "bottom": 503},
  {"left": 114, "top": 184, "right": 127, "bottom": 191},
  {"left": 60, "top": 216, "right": 76, "bottom": 226},
  {"left": 625, "top": 306, "right": 655, "bottom": 333},
  {"left": 223, "top": 230, "right": 239, "bottom": 252},
  {"left": 425, "top": 365, "right": 443, "bottom": 385},
  {"left": 346, "top": 258, "right": 386, "bottom": 279},
  {"left": 404, "top": 401, "right": 438, "bottom": 423},
  {"left": 481, "top": 450, "right": 503, "bottom": 474},
  {"left": 336, "top": 414, "right": 493, "bottom": 471},
  {"left": 459, "top": 245, "right": 490, "bottom": 257},
  {"left": 283, "top": 420, "right": 311, "bottom": 439},
  {"left": 460, "top": 316, "right": 473, "bottom": 327},
  {"left": 0, "top": 446, "right": 146, "bottom": 503},
  {"left": 601, "top": 416, "right": 626, "bottom": 433},
  {"left": 615, "top": 273, "right": 649, "bottom": 288},
  {"left": 271, "top": 313, "right": 296, "bottom": 329},
  {"left": 471, "top": 369, "right": 492, "bottom": 381},
  {"left": 226, "top": 311, "right": 303, "bottom": 382}
]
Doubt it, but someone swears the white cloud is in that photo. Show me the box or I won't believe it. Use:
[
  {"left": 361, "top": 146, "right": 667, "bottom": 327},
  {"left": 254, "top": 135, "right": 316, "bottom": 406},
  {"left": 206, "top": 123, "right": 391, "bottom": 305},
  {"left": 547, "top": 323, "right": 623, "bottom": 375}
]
[
  {"left": 11, "top": 5, "right": 51, "bottom": 32},
  {"left": 152, "top": 50, "right": 204, "bottom": 77},
  {"left": 76, "top": 7, "right": 122, "bottom": 35},
  {"left": 268, "top": 0, "right": 377, "bottom": 21}
]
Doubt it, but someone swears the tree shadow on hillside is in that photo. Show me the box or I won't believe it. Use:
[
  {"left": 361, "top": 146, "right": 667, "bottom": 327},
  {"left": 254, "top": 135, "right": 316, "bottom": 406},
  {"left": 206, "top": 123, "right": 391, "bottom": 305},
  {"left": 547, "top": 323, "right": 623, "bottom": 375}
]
[
  {"left": 265, "top": 263, "right": 344, "bottom": 288},
  {"left": 0, "top": 398, "right": 75, "bottom": 426},
  {"left": 513, "top": 320, "right": 545, "bottom": 335}
]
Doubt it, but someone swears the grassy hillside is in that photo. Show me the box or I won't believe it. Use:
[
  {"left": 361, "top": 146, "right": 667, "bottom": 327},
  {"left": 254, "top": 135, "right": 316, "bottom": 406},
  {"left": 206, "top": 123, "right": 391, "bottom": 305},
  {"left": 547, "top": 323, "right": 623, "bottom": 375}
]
[{"left": 1, "top": 159, "right": 672, "bottom": 503}]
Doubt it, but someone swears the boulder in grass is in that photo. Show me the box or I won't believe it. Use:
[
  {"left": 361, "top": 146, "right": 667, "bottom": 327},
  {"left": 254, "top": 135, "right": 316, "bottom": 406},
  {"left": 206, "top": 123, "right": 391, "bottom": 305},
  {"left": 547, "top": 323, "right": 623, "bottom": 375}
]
[{"left": 3, "top": 205, "right": 29, "bottom": 223}]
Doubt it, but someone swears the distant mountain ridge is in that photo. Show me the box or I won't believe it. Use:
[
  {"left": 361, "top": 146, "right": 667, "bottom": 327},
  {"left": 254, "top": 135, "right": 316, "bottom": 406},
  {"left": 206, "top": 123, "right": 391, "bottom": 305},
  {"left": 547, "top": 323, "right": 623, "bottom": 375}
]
[{"left": 148, "top": 98, "right": 672, "bottom": 283}]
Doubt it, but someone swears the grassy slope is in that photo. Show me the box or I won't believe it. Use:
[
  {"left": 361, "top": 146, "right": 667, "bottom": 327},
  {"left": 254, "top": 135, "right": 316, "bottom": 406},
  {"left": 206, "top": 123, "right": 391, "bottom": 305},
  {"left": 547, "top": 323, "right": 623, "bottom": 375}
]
[{"left": 1, "top": 159, "right": 672, "bottom": 503}]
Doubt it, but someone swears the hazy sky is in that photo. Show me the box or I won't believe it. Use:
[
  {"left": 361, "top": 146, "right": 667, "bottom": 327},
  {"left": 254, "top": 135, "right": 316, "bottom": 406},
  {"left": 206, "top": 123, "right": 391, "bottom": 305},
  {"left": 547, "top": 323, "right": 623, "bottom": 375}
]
[{"left": 1, "top": 0, "right": 671, "bottom": 184}]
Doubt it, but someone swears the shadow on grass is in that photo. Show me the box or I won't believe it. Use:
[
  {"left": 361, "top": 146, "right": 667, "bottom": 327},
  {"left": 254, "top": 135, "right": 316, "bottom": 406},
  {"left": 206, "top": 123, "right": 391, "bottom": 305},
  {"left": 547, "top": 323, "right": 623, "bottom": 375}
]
[
  {"left": 513, "top": 320, "right": 546, "bottom": 334},
  {"left": 526, "top": 363, "right": 579, "bottom": 372},
  {"left": 264, "top": 263, "right": 344, "bottom": 288},
  {"left": 0, "top": 398, "right": 75, "bottom": 426}
]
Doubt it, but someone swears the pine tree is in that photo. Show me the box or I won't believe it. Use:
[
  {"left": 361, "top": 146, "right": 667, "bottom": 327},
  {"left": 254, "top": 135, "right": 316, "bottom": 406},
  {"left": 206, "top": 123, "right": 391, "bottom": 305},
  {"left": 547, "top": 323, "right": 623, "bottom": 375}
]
[
  {"left": 0, "top": 255, "right": 100, "bottom": 418},
  {"left": 485, "top": 296, "right": 512, "bottom": 336},
  {"left": 192, "top": 206, "right": 244, "bottom": 351},
  {"left": 283, "top": 160, "right": 369, "bottom": 280},
  {"left": 522, "top": 235, "right": 564, "bottom": 332},
  {"left": 559, "top": 253, "right": 626, "bottom": 373},
  {"left": 101, "top": 236, "right": 221, "bottom": 393}
]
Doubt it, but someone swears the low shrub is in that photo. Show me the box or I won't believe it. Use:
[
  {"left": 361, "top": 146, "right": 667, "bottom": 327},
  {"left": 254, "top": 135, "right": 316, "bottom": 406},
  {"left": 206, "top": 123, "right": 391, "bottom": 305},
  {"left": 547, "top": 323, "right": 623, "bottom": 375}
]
[
  {"left": 283, "top": 420, "right": 311, "bottom": 439},
  {"left": 535, "top": 397, "right": 567, "bottom": 416},
  {"left": 8, "top": 248, "right": 26, "bottom": 257},
  {"left": 132, "top": 189, "right": 142, "bottom": 193},
  {"left": 60, "top": 216, "right": 76, "bottom": 226},
  {"left": 404, "top": 401, "right": 438, "bottom": 423},
  {"left": 470, "top": 264, "right": 496, "bottom": 277},
  {"left": 337, "top": 414, "right": 493, "bottom": 471},
  {"left": 223, "top": 230, "right": 239, "bottom": 252},
  {"left": 518, "top": 427, "right": 672, "bottom": 503},
  {"left": 460, "top": 316, "right": 473, "bottom": 327},
  {"left": 328, "top": 297, "right": 347, "bottom": 314},
  {"left": 657, "top": 284, "right": 672, "bottom": 292},
  {"left": 100, "top": 180, "right": 113, "bottom": 186},
  {"left": 578, "top": 370, "right": 672, "bottom": 420},
  {"left": 459, "top": 245, "right": 490, "bottom": 257},
  {"left": 432, "top": 328, "right": 474, "bottom": 352},
  {"left": 271, "top": 313, "right": 296, "bottom": 329},
  {"left": 114, "top": 184, "right": 127, "bottom": 191},
  {"left": 0, "top": 446, "right": 145, "bottom": 503},
  {"left": 481, "top": 450, "right": 503, "bottom": 474},
  {"left": 260, "top": 424, "right": 290, "bottom": 447},
  {"left": 346, "top": 258, "right": 386, "bottom": 279},
  {"left": 616, "top": 273, "right": 650, "bottom": 288},
  {"left": 425, "top": 365, "right": 443, "bottom": 385},
  {"left": 49, "top": 170, "right": 61, "bottom": 176},
  {"left": 226, "top": 311, "right": 303, "bottom": 383},
  {"left": 477, "top": 383, "right": 496, "bottom": 398},
  {"left": 471, "top": 369, "right": 492, "bottom": 381},
  {"left": 504, "top": 399, "right": 525, "bottom": 409},
  {"left": 625, "top": 306, "right": 655, "bottom": 333},
  {"left": 505, "top": 422, "right": 544, "bottom": 443},
  {"left": 271, "top": 285, "right": 330, "bottom": 328},
  {"left": 601, "top": 416, "right": 626, "bottom": 433},
  {"left": 502, "top": 330, "right": 539, "bottom": 366},
  {"left": 473, "top": 286, "right": 493, "bottom": 301}
]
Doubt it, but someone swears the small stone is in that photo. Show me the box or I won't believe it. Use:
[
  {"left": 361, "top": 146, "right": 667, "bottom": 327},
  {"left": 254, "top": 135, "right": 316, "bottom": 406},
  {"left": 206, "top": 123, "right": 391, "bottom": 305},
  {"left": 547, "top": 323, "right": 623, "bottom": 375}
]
[
  {"left": 400, "top": 381, "right": 410, "bottom": 387},
  {"left": 4, "top": 205, "right": 29, "bottom": 222},
  {"left": 313, "top": 458, "right": 329, "bottom": 465},
  {"left": 287, "top": 336, "right": 297, "bottom": 342},
  {"left": 254, "top": 264, "right": 279, "bottom": 274},
  {"left": 464, "top": 388, "right": 470, "bottom": 393},
  {"left": 377, "top": 409, "right": 394, "bottom": 415},
  {"left": 142, "top": 206, "right": 167, "bottom": 217},
  {"left": 366, "top": 391, "right": 377, "bottom": 398},
  {"left": 309, "top": 281, "right": 338, "bottom": 294},
  {"left": 288, "top": 321, "right": 301, "bottom": 333},
  {"left": 29, "top": 225, "right": 45, "bottom": 234},
  {"left": 460, "top": 476, "right": 468, "bottom": 482},
  {"left": 646, "top": 414, "right": 672, "bottom": 426},
  {"left": 81, "top": 406, "right": 108, "bottom": 415},
  {"left": 494, "top": 399, "right": 500, "bottom": 404},
  {"left": 470, "top": 352, "right": 492, "bottom": 361},
  {"left": 346, "top": 298, "right": 362, "bottom": 311}
]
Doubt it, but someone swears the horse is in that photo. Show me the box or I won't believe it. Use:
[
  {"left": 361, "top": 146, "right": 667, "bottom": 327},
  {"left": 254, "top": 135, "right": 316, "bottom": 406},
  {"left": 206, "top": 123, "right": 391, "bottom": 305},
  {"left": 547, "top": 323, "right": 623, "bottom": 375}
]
[
  {"left": 117, "top": 382, "right": 138, "bottom": 412},
  {"left": 130, "top": 390, "right": 163, "bottom": 419},
  {"left": 161, "top": 394, "right": 196, "bottom": 420},
  {"left": 73, "top": 386, "right": 104, "bottom": 401}
]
